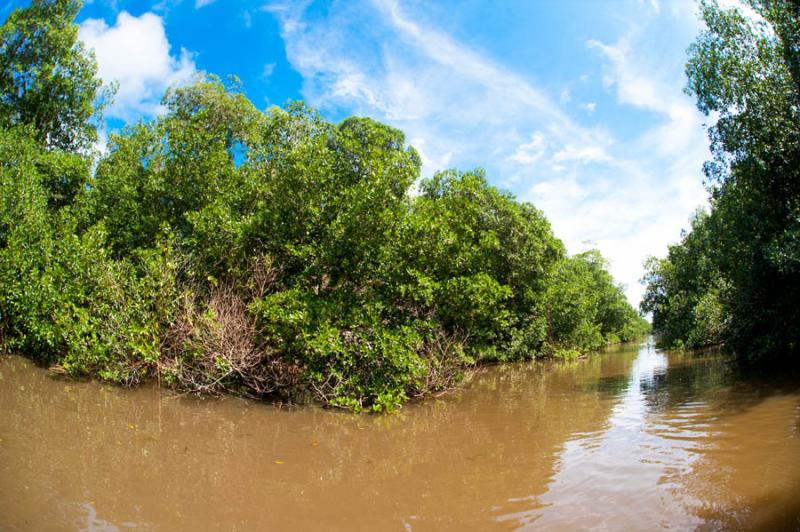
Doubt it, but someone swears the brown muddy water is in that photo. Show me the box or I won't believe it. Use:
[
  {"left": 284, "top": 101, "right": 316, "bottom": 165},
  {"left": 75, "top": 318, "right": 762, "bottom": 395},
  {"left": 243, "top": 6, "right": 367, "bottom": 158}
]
[{"left": 1, "top": 341, "right": 799, "bottom": 531}]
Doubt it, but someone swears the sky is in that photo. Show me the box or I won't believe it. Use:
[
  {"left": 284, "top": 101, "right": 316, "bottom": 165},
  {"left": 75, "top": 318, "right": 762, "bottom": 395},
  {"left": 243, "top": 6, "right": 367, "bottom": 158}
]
[{"left": 3, "top": 0, "right": 715, "bottom": 305}]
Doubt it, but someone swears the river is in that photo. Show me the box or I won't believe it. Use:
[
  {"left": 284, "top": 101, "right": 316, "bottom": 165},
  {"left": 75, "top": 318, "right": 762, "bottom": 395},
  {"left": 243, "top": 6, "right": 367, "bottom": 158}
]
[{"left": 1, "top": 340, "right": 799, "bottom": 530}]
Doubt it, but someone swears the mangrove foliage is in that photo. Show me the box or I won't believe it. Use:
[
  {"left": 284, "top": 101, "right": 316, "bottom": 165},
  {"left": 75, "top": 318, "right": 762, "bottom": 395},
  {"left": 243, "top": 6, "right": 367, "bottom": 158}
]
[
  {"left": 641, "top": 0, "right": 799, "bottom": 363},
  {"left": 0, "top": 0, "right": 648, "bottom": 411}
]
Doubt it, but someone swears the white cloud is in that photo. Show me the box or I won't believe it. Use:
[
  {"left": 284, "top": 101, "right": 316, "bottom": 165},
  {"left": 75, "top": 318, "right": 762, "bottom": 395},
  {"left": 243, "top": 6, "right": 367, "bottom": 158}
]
[
  {"left": 552, "top": 144, "right": 610, "bottom": 164},
  {"left": 80, "top": 12, "right": 197, "bottom": 120},
  {"left": 507, "top": 132, "right": 547, "bottom": 166},
  {"left": 532, "top": 15, "right": 709, "bottom": 301},
  {"left": 195, "top": 0, "right": 217, "bottom": 7},
  {"left": 268, "top": 0, "right": 593, "bottom": 175},
  {"left": 267, "top": 0, "right": 710, "bottom": 304},
  {"left": 588, "top": 38, "right": 663, "bottom": 110},
  {"left": 410, "top": 136, "right": 453, "bottom": 174}
]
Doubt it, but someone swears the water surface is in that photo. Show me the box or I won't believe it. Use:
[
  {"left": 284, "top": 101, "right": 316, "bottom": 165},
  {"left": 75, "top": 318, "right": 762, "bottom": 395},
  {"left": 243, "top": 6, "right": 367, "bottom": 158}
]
[{"left": 1, "top": 341, "right": 799, "bottom": 530}]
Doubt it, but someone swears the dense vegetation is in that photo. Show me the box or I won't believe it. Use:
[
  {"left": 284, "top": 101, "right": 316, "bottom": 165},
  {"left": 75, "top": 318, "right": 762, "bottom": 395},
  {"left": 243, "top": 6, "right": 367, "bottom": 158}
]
[
  {"left": 0, "top": 0, "right": 648, "bottom": 411},
  {"left": 641, "top": 0, "right": 799, "bottom": 363}
]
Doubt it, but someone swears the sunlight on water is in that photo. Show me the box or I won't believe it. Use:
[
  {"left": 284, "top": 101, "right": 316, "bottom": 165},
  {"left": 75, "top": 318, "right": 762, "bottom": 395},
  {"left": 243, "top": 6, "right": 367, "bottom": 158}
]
[{"left": 498, "top": 342, "right": 703, "bottom": 529}]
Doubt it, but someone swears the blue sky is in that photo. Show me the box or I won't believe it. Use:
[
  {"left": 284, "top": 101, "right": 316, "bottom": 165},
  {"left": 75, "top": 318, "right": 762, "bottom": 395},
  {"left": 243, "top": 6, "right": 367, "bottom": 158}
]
[{"left": 3, "top": 0, "right": 715, "bottom": 304}]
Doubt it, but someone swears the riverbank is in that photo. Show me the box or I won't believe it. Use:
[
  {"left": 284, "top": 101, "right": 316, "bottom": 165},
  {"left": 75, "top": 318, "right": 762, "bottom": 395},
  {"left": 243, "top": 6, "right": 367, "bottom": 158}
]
[
  {"left": 2, "top": 334, "right": 649, "bottom": 412},
  {"left": 1, "top": 88, "right": 649, "bottom": 412}
]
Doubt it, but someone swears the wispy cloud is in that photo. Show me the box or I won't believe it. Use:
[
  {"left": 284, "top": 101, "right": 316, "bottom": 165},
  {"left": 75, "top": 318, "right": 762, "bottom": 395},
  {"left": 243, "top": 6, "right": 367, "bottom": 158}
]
[
  {"left": 261, "top": 62, "right": 276, "bottom": 79},
  {"left": 267, "top": 0, "right": 608, "bottom": 171},
  {"left": 266, "top": 0, "right": 710, "bottom": 304},
  {"left": 507, "top": 133, "right": 547, "bottom": 166},
  {"left": 532, "top": 8, "right": 709, "bottom": 302}
]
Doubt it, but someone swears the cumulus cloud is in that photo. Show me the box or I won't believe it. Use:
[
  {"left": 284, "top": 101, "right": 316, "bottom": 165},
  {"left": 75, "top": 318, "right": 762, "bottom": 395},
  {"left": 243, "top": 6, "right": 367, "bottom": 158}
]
[{"left": 80, "top": 11, "right": 197, "bottom": 120}]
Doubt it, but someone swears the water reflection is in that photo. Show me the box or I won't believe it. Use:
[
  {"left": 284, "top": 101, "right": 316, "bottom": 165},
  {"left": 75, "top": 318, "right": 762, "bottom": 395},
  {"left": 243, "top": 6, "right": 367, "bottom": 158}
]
[
  {"left": 497, "top": 342, "right": 800, "bottom": 530},
  {"left": 500, "top": 343, "right": 700, "bottom": 529},
  {"left": 1, "top": 340, "right": 799, "bottom": 530}
]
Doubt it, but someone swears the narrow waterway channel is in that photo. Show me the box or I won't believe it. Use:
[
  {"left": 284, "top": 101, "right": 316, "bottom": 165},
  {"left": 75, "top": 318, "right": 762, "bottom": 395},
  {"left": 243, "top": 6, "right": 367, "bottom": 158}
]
[{"left": 1, "top": 340, "right": 799, "bottom": 530}]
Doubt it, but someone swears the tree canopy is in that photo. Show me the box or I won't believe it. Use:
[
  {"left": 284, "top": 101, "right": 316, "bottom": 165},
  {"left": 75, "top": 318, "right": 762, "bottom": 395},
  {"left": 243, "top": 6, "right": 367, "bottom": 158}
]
[
  {"left": 642, "top": 0, "right": 800, "bottom": 363},
  {"left": 0, "top": 0, "right": 107, "bottom": 152},
  {"left": 0, "top": 0, "right": 648, "bottom": 411}
]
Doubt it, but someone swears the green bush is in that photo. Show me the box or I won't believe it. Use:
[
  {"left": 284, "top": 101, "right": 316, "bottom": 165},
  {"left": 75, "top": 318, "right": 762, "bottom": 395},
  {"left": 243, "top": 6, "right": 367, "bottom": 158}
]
[{"left": 0, "top": 1, "right": 650, "bottom": 411}]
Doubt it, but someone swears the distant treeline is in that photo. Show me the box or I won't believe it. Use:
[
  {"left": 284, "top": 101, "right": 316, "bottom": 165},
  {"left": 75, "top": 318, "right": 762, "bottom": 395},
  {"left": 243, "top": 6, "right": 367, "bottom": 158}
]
[
  {"left": 641, "top": 0, "right": 799, "bottom": 363},
  {"left": 0, "top": 0, "right": 648, "bottom": 411}
]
